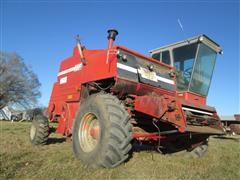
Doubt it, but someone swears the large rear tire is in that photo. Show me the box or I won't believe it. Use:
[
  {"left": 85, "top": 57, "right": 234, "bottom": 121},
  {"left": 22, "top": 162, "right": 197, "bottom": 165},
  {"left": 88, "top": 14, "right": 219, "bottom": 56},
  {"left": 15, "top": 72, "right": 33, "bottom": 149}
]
[
  {"left": 30, "top": 115, "right": 49, "bottom": 145},
  {"left": 72, "top": 93, "right": 132, "bottom": 168}
]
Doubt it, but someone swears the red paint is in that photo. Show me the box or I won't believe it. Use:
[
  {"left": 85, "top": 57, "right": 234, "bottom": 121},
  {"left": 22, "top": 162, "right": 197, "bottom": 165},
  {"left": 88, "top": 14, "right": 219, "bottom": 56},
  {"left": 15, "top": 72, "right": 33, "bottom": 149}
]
[
  {"left": 47, "top": 33, "right": 222, "bottom": 138},
  {"left": 132, "top": 132, "right": 166, "bottom": 141},
  {"left": 90, "top": 127, "right": 100, "bottom": 139},
  {"left": 116, "top": 45, "right": 174, "bottom": 70},
  {"left": 177, "top": 92, "right": 206, "bottom": 105}
]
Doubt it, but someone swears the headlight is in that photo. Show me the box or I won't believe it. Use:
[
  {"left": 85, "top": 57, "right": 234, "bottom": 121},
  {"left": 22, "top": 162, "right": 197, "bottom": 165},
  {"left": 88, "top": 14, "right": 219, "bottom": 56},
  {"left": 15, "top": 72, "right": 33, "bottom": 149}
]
[
  {"left": 148, "top": 64, "right": 154, "bottom": 71},
  {"left": 122, "top": 54, "right": 127, "bottom": 61}
]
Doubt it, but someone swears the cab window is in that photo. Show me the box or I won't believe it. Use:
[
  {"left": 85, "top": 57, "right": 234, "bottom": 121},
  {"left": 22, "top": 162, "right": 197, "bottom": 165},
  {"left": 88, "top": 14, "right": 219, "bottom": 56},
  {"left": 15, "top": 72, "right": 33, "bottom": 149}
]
[
  {"left": 152, "top": 53, "right": 160, "bottom": 61},
  {"left": 162, "top": 51, "right": 170, "bottom": 65},
  {"left": 152, "top": 50, "right": 171, "bottom": 65}
]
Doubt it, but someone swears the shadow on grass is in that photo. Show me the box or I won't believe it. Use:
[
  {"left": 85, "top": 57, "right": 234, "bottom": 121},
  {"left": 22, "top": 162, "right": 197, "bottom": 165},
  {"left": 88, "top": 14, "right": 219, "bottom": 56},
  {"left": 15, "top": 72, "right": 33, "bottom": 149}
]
[
  {"left": 132, "top": 141, "right": 156, "bottom": 152},
  {"left": 212, "top": 136, "right": 240, "bottom": 142},
  {"left": 47, "top": 137, "right": 66, "bottom": 145}
]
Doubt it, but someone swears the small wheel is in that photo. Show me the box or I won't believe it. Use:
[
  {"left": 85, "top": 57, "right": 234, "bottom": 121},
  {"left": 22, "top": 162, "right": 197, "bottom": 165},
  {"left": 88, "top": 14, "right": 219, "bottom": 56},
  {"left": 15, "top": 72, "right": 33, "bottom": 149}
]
[
  {"left": 164, "top": 139, "right": 208, "bottom": 158},
  {"left": 185, "top": 140, "right": 208, "bottom": 158},
  {"left": 30, "top": 115, "right": 49, "bottom": 145},
  {"left": 72, "top": 93, "right": 132, "bottom": 168}
]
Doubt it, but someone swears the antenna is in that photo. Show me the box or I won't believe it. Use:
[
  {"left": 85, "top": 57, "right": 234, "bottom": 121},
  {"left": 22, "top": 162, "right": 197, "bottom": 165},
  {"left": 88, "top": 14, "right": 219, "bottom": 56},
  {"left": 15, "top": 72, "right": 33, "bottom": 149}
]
[
  {"left": 177, "top": 18, "right": 184, "bottom": 32},
  {"left": 177, "top": 18, "right": 189, "bottom": 43}
]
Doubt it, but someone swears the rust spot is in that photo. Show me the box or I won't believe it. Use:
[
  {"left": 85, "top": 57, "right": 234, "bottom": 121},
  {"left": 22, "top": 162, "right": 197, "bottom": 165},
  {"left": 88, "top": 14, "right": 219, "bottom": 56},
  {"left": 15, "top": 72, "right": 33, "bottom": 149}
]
[{"left": 175, "top": 114, "right": 182, "bottom": 121}]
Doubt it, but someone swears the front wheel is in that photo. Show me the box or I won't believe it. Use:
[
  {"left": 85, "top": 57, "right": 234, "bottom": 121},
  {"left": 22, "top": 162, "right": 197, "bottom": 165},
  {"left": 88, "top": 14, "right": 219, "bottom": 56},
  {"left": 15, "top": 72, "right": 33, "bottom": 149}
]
[
  {"left": 30, "top": 115, "right": 49, "bottom": 145},
  {"left": 72, "top": 94, "right": 132, "bottom": 168}
]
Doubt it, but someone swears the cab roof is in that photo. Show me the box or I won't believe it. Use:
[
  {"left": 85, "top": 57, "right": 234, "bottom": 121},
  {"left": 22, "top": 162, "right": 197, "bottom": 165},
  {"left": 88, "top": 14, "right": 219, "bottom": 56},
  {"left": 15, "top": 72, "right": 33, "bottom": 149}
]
[{"left": 149, "top": 34, "right": 222, "bottom": 54}]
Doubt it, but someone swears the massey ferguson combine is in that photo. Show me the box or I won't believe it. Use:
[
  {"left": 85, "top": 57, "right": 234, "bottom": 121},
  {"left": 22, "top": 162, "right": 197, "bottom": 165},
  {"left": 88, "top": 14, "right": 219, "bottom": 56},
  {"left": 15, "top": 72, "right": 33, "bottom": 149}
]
[{"left": 30, "top": 29, "right": 224, "bottom": 168}]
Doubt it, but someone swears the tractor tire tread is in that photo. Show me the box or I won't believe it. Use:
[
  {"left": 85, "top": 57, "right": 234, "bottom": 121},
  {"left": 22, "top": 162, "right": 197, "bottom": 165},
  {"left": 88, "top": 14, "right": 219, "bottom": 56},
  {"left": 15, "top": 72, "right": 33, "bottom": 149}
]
[
  {"left": 187, "top": 142, "right": 208, "bottom": 158},
  {"left": 30, "top": 115, "right": 49, "bottom": 145},
  {"left": 73, "top": 93, "right": 132, "bottom": 168}
]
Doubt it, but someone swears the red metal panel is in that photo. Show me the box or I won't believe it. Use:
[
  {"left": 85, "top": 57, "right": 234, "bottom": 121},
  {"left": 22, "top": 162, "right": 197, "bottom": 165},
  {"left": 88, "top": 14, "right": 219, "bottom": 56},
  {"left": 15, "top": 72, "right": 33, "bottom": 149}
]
[
  {"left": 177, "top": 92, "right": 206, "bottom": 105},
  {"left": 55, "top": 102, "right": 79, "bottom": 135},
  {"left": 116, "top": 46, "right": 174, "bottom": 70},
  {"left": 134, "top": 95, "right": 186, "bottom": 132},
  {"left": 48, "top": 46, "right": 118, "bottom": 134},
  {"left": 48, "top": 47, "right": 117, "bottom": 106}
]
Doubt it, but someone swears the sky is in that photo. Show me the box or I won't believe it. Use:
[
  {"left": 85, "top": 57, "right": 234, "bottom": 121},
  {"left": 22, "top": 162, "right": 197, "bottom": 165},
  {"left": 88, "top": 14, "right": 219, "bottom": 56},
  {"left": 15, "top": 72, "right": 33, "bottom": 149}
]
[{"left": 1, "top": 0, "right": 239, "bottom": 115}]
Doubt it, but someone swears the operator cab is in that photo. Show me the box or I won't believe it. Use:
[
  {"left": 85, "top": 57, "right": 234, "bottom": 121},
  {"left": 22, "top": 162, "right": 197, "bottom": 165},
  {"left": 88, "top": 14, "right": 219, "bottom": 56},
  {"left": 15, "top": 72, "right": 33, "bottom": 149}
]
[{"left": 149, "top": 35, "right": 222, "bottom": 99}]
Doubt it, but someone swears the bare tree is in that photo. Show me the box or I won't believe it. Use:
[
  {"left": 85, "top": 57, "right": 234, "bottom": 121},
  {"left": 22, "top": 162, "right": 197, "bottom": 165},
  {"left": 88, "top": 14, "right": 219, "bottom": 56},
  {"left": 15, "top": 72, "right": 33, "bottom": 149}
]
[{"left": 0, "top": 52, "right": 41, "bottom": 109}]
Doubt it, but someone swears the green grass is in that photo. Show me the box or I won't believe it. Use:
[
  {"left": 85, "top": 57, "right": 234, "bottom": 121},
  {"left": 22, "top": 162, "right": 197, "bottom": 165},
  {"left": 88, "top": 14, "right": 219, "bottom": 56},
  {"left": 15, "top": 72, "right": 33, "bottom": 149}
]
[{"left": 1, "top": 121, "right": 240, "bottom": 180}]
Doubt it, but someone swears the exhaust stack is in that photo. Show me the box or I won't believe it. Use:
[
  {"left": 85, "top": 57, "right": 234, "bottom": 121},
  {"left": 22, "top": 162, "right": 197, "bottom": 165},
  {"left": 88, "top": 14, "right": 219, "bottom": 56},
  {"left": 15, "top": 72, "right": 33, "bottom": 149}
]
[{"left": 107, "top": 29, "right": 118, "bottom": 49}]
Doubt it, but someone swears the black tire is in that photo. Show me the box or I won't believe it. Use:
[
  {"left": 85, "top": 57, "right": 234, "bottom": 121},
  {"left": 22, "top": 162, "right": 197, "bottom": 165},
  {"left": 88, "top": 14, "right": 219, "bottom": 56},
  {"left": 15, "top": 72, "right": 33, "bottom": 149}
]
[
  {"left": 164, "top": 139, "right": 208, "bottom": 158},
  {"left": 30, "top": 115, "right": 49, "bottom": 145},
  {"left": 185, "top": 140, "right": 208, "bottom": 158},
  {"left": 72, "top": 93, "right": 132, "bottom": 168}
]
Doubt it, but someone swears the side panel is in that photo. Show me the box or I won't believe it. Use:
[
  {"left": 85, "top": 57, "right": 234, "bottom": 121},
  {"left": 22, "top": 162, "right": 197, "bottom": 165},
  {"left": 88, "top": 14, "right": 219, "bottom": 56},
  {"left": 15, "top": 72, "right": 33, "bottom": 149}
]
[
  {"left": 116, "top": 49, "right": 175, "bottom": 92},
  {"left": 48, "top": 47, "right": 118, "bottom": 134},
  {"left": 55, "top": 102, "right": 79, "bottom": 135},
  {"left": 177, "top": 92, "right": 206, "bottom": 105},
  {"left": 112, "top": 78, "right": 175, "bottom": 97},
  {"left": 134, "top": 95, "right": 186, "bottom": 132},
  {"left": 112, "top": 78, "right": 186, "bottom": 132}
]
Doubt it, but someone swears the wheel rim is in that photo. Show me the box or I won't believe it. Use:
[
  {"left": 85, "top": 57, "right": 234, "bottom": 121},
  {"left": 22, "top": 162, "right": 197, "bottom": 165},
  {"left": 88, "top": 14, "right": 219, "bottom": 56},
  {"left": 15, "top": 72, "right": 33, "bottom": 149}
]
[
  {"left": 30, "top": 124, "right": 36, "bottom": 140},
  {"left": 79, "top": 113, "right": 101, "bottom": 153}
]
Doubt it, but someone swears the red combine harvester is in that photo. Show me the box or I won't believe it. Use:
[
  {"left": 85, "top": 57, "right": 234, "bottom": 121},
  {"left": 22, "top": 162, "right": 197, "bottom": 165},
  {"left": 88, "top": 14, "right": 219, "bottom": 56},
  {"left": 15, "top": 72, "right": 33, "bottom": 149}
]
[{"left": 30, "top": 29, "right": 224, "bottom": 168}]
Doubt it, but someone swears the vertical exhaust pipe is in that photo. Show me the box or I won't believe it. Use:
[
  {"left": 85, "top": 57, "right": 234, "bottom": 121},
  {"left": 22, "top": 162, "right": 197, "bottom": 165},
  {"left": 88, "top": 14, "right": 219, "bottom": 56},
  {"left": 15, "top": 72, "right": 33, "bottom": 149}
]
[{"left": 107, "top": 29, "right": 118, "bottom": 49}]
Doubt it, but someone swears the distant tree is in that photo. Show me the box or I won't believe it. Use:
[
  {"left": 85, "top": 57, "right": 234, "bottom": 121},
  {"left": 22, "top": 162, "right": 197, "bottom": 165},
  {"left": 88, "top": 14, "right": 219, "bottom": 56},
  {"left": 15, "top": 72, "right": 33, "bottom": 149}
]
[
  {"left": 0, "top": 52, "right": 41, "bottom": 109},
  {"left": 24, "top": 107, "right": 46, "bottom": 121}
]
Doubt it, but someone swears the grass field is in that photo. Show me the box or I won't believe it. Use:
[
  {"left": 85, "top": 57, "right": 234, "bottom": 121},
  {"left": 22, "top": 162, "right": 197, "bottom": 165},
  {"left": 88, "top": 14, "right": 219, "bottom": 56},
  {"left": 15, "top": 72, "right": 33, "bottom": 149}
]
[{"left": 0, "top": 121, "right": 240, "bottom": 180}]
